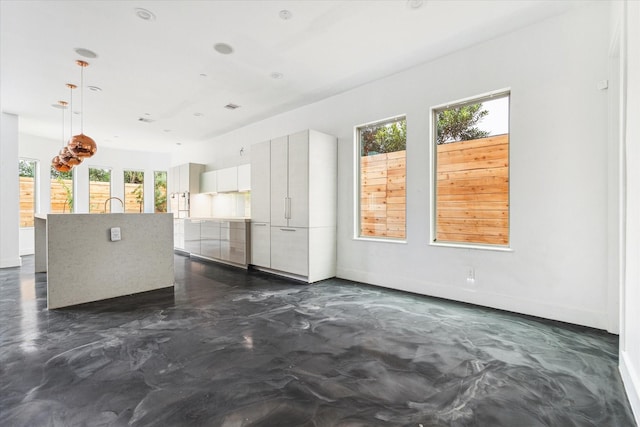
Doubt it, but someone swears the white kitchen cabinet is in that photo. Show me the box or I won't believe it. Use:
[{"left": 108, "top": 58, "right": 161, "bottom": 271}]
[
  {"left": 200, "top": 220, "right": 221, "bottom": 259},
  {"left": 250, "top": 222, "right": 270, "bottom": 268},
  {"left": 251, "top": 141, "right": 271, "bottom": 223},
  {"left": 220, "top": 221, "right": 247, "bottom": 265},
  {"left": 168, "top": 167, "right": 179, "bottom": 196},
  {"left": 238, "top": 164, "right": 251, "bottom": 192},
  {"left": 184, "top": 219, "right": 201, "bottom": 254},
  {"left": 270, "top": 136, "right": 289, "bottom": 228},
  {"left": 174, "top": 219, "right": 185, "bottom": 251},
  {"left": 250, "top": 129, "right": 337, "bottom": 282},
  {"left": 216, "top": 167, "right": 238, "bottom": 193},
  {"left": 270, "top": 226, "right": 308, "bottom": 277},
  {"left": 200, "top": 170, "right": 217, "bottom": 194},
  {"left": 170, "top": 163, "right": 205, "bottom": 195}
]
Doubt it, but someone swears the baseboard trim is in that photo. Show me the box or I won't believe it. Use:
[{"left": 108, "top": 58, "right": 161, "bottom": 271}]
[
  {"left": 336, "top": 266, "right": 608, "bottom": 330},
  {"left": 620, "top": 350, "right": 640, "bottom": 425},
  {"left": 0, "top": 256, "right": 22, "bottom": 269}
]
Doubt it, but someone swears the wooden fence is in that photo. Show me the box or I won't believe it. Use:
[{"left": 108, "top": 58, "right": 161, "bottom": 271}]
[
  {"left": 19, "top": 177, "right": 144, "bottom": 226},
  {"left": 360, "top": 150, "right": 406, "bottom": 239},
  {"left": 436, "top": 134, "right": 509, "bottom": 245}
]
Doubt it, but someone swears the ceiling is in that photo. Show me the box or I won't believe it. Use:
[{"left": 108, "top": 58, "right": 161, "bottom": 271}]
[{"left": 1, "top": 0, "right": 578, "bottom": 153}]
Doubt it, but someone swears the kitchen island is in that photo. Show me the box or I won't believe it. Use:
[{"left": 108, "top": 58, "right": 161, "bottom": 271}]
[{"left": 35, "top": 213, "right": 174, "bottom": 309}]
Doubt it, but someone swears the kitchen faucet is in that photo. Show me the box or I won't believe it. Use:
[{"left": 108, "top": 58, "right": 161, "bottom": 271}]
[{"left": 104, "top": 197, "right": 124, "bottom": 213}]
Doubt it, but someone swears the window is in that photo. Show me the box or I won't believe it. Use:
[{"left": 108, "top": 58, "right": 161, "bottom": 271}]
[
  {"left": 432, "top": 91, "right": 510, "bottom": 246},
  {"left": 50, "top": 167, "right": 73, "bottom": 213},
  {"left": 154, "top": 171, "right": 167, "bottom": 213},
  {"left": 19, "top": 159, "right": 37, "bottom": 227},
  {"left": 356, "top": 116, "right": 406, "bottom": 240},
  {"left": 89, "top": 168, "right": 111, "bottom": 213},
  {"left": 124, "top": 170, "right": 144, "bottom": 213}
]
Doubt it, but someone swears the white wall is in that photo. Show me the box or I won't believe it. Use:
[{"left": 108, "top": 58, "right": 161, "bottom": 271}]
[
  {"left": 0, "top": 113, "right": 21, "bottom": 268},
  {"left": 179, "top": 3, "right": 616, "bottom": 330},
  {"left": 17, "top": 133, "right": 170, "bottom": 254},
  {"left": 620, "top": 0, "right": 640, "bottom": 422}
]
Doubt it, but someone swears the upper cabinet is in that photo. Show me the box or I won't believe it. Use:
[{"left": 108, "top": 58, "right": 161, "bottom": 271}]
[
  {"left": 217, "top": 167, "right": 238, "bottom": 193},
  {"left": 200, "top": 170, "right": 217, "bottom": 194},
  {"left": 199, "top": 164, "right": 251, "bottom": 194},
  {"left": 238, "top": 164, "right": 251, "bottom": 192},
  {"left": 169, "top": 163, "right": 205, "bottom": 195}
]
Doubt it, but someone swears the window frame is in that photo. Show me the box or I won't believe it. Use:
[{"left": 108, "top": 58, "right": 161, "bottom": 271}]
[
  {"left": 18, "top": 158, "right": 38, "bottom": 227},
  {"left": 89, "top": 166, "right": 112, "bottom": 213},
  {"left": 353, "top": 114, "right": 408, "bottom": 243},
  {"left": 50, "top": 165, "right": 74, "bottom": 214},
  {"left": 153, "top": 170, "right": 167, "bottom": 213},
  {"left": 123, "top": 169, "right": 145, "bottom": 213},
  {"left": 430, "top": 89, "right": 512, "bottom": 251}
]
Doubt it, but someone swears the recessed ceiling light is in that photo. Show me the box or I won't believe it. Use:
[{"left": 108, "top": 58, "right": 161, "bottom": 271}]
[
  {"left": 88, "top": 85, "right": 102, "bottom": 92},
  {"left": 176, "top": 142, "right": 182, "bottom": 146},
  {"left": 406, "top": 0, "right": 424, "bottom": 9},
  {"left": 213, "top": 43, "right": 234, "bottom": 55},
  {"left": 224, "top": 103, "right": 240, "bottom": 110},
  {"left": 51, "top": 103, "right": 68, "bottom": 109},
  {"left": 135, "top": 8, "right": 156, "bottom": 21},
  {"left": 163, "top": 129, "right": 172, "bottom": 133},
  {"left": 200, "top": 73, "right": 208, "bottom": 77},
  {"left": 279, "top": 10, "right": 292, "bottom": 20},
  {"left": 74, "top": 48, "right": 98, "bottom": 58},
  {"left": 193, "top": 112, "right": 203, "bottom": 117},
  {"left": 138, "top": 117, "right": 154, "bottom": 123},
  {"left": 271, "top": 72, "right": 284, "bottom": 80}
]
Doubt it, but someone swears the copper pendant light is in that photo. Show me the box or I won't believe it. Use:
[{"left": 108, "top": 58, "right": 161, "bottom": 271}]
[
  {"left": 68, "top": 60, "right": 97, "bottom": 158},
  {"left": 52, "top": 100, "right": 74, "bottom": 172}
]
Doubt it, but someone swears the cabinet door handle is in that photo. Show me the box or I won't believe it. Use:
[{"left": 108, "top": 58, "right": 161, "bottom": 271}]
[
  {"left": 253, "top": 223, "right": 267, "bottom": 227},
  {"left": 280, "top": 228, "right": 296, "bottom": 232},
  {"left": 286, "top": 197, "right": 291, "bottom": 219},
  {"left": 283, "top": 197, "right": 288, "bottom": 219}
]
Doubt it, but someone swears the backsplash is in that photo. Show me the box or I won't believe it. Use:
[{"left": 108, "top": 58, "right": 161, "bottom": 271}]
[{"left": 190, "top": 192, "right": 251, "bottom": 218}]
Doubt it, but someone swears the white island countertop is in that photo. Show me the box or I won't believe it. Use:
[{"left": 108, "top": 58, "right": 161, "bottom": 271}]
[{"left": 183, "top": 217, "right": 251, "bottom": 222}]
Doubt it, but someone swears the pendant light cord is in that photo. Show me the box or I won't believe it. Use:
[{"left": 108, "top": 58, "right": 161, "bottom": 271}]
[{"left": 80, "top": 64, "right": 84, "bottom": 134}]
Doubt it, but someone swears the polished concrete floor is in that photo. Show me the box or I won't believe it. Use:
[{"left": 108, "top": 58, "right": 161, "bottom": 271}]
[{"left": 0, "top": 255, "right": 636, "bottom": 427}]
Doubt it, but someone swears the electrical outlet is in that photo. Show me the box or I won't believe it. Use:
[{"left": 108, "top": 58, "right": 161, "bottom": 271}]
[
  {"left": 466, "top": 267, "right": 475, "bottom": 285},
  {"left": 110, "top": 227, "right": 121, "bottom": 242}
]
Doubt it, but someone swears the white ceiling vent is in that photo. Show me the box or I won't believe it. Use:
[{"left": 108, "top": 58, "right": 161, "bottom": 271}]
[{"left": 224, "top": 103, "right": 240, "bottom": 110}]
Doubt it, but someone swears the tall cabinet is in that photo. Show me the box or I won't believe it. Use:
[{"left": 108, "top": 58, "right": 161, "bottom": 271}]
[{"left": 250, "top": 130, "right": 337, "bottom": 283}]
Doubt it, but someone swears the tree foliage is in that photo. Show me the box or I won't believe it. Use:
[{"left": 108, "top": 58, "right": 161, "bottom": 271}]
[
  {"left": 154, "top": 171, "right": 167, "bottom": 213},
  {"left": 124, "top": 170, "right": 144, "bottom": 184},
  {"left": 50, "top": 167, "right": 72, "bottom": 180},
  {"left": 19, "top": 160, "right": 35, "bottom": 177},
  {"left": 436, "top": 103, "right": 489, "bottom": 145},
  {"left": 360, "top": 119, "right": 406, "bottom": 156},
  {"left": 89, "top": 168, "right": 111, "bottom": 182}
]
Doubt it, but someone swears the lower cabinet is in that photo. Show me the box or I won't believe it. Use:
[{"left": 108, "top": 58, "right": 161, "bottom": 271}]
[
  {"left": 251, "top": 224, "right": 336, "bottom": 282},
  {"left": 181, "top": 219, "right": 249, "bottom": 268},
  {"left": 200, "top": 220, "right": 221, "bottom": 259},
  {"left": 250, "top": 222, "right": 270, "bottom": 268},
  {"left": 184, "top": 220, "right": 201, "bottom": 254},
  {"left": 220, "top": 221, "right": 247, "bottom": 265},
  {"left": 270, "top": 226, "right": 309, "bottom": 277},
  {"left": 174, "top": 219, "right": 185, "bottom": 251}
]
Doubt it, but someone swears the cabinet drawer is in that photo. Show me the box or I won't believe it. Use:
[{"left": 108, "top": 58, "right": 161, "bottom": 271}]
[{"left": 270, "top": 227, "right": 308, "bottom": 277}]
